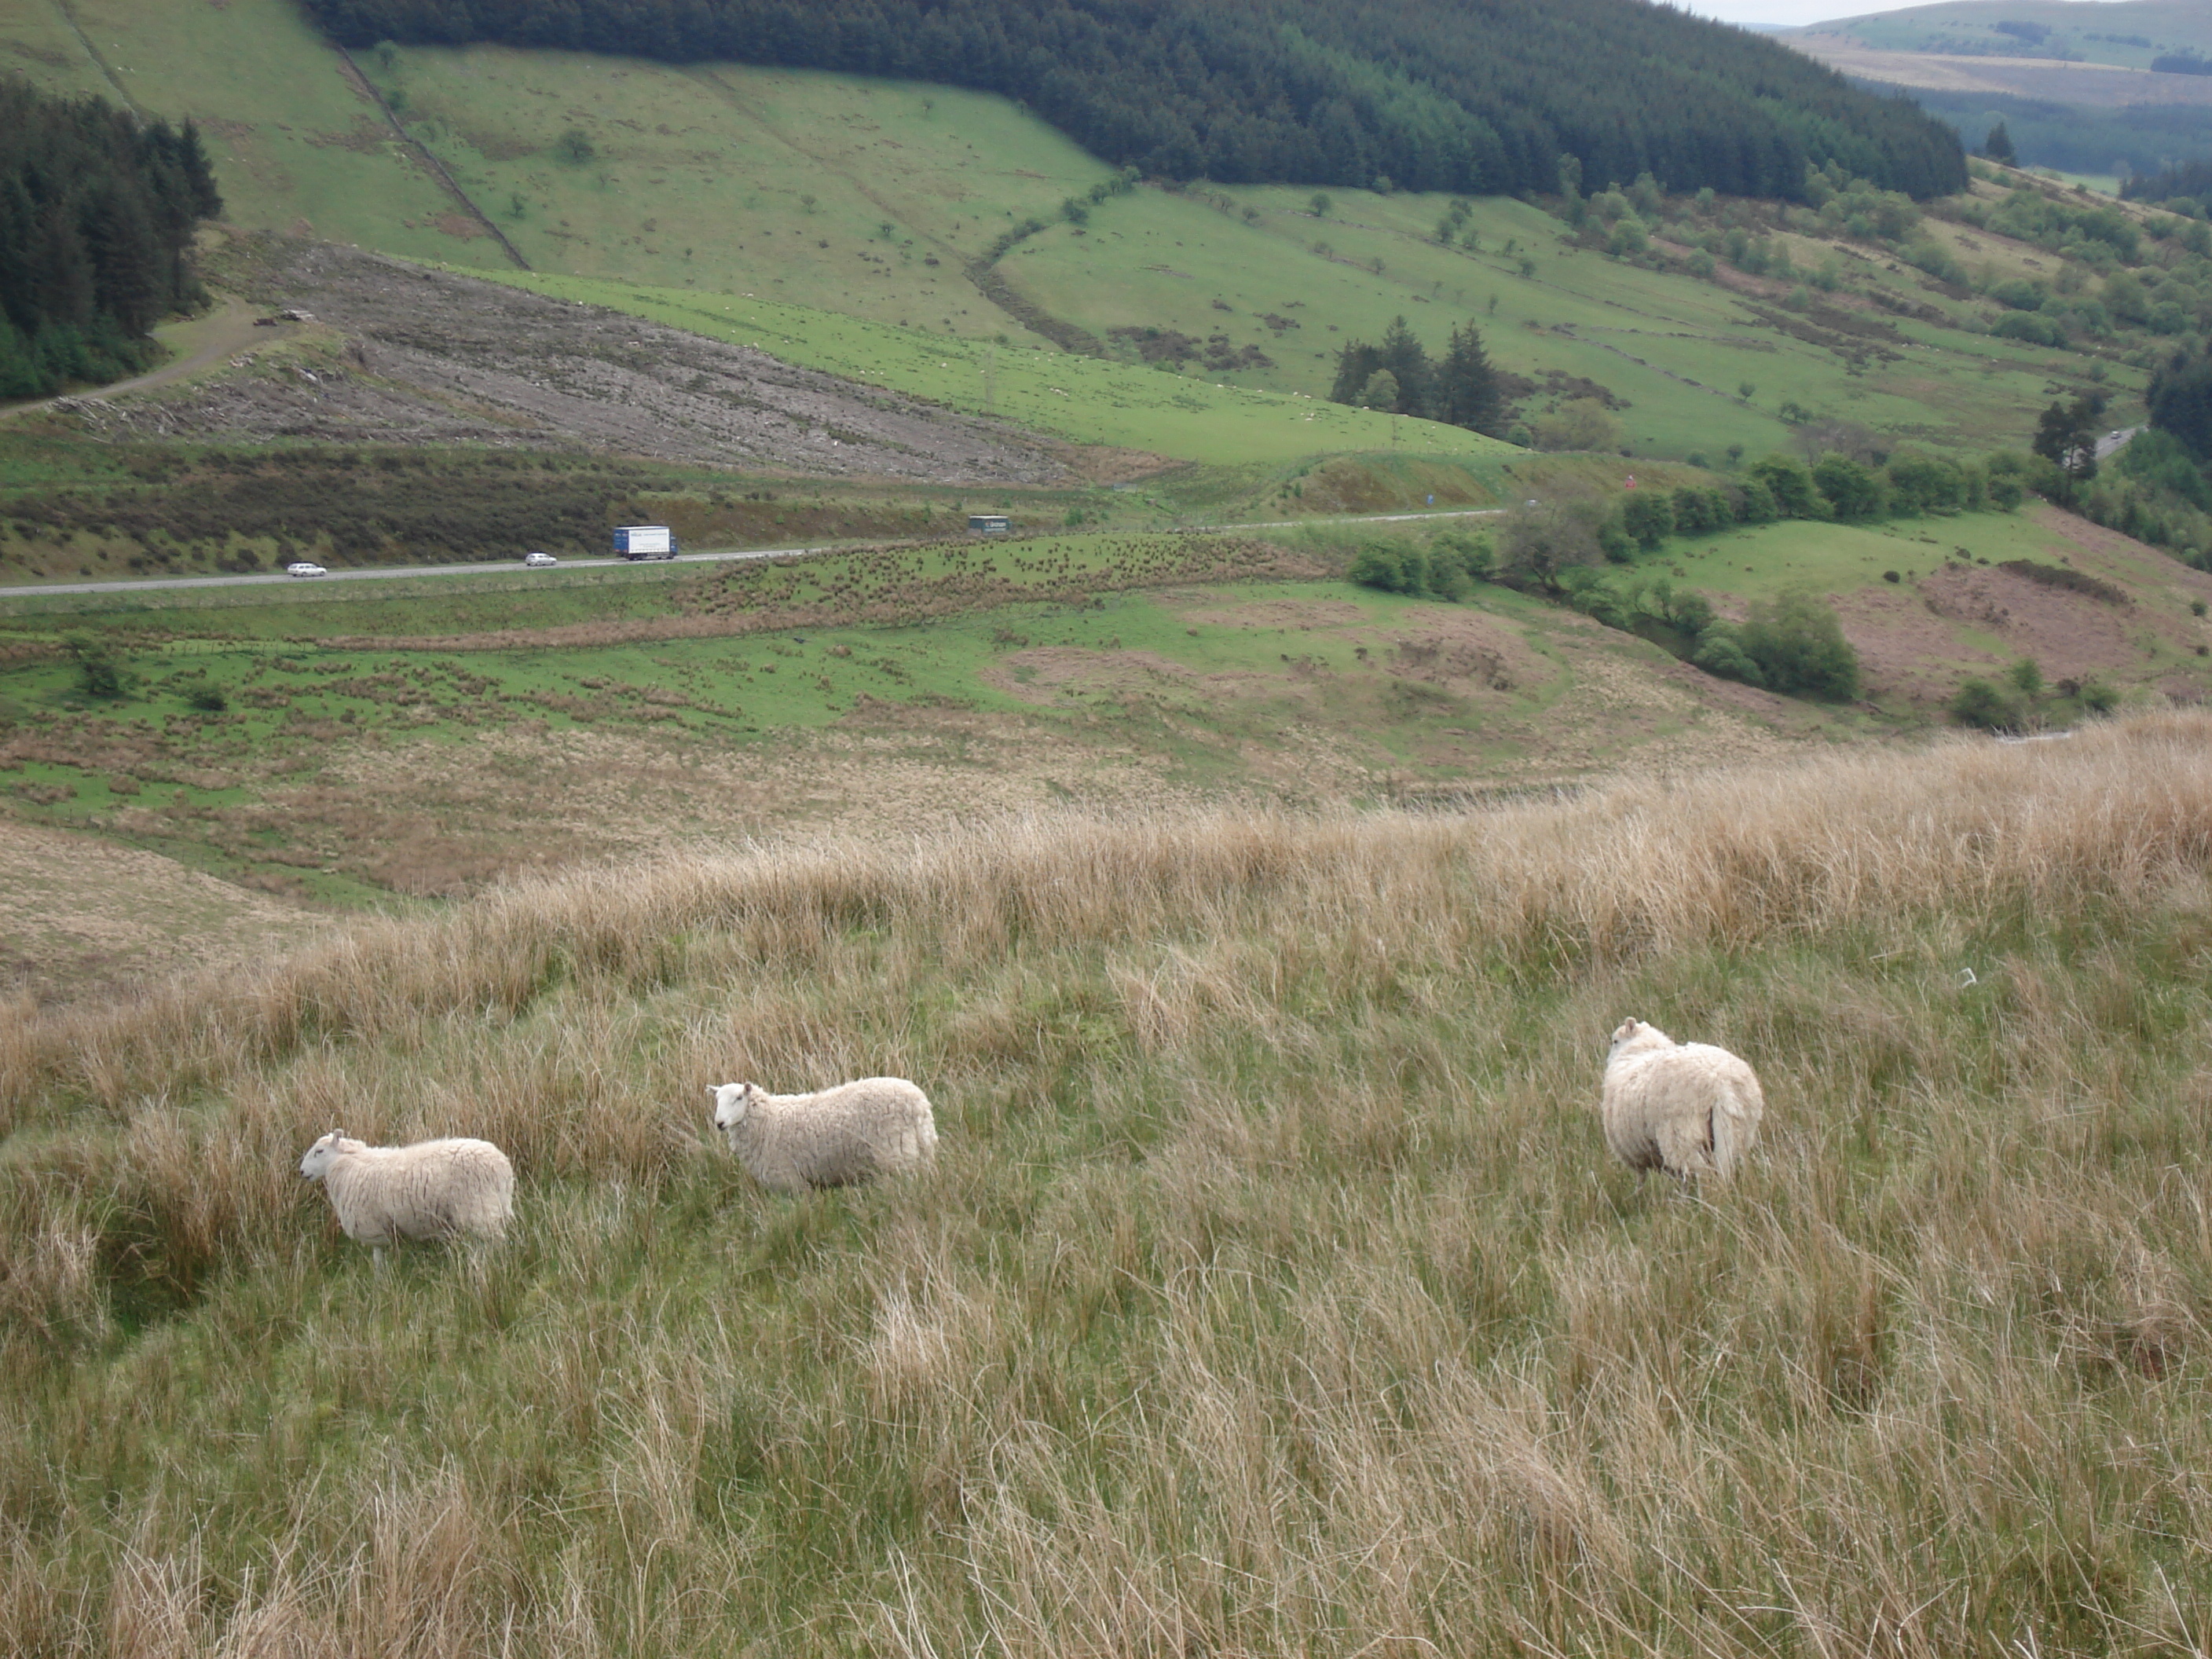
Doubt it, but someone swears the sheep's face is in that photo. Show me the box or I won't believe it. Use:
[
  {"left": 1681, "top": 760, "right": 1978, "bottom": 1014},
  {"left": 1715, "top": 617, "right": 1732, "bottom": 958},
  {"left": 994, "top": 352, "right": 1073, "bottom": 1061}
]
[
  {"left": 709, "top": 1083, "right": 756, "bottom": 1132},
  {"left": 298, "top": 1130, "right": 347, "bottom": 1181},
  {"left": 1608, "top": 1019, "right": 1672, "bottom": 1062}
]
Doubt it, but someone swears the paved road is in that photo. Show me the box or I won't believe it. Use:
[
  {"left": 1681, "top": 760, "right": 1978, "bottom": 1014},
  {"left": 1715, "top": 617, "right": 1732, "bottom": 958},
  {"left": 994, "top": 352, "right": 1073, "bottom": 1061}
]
[
  {"left": 2095, "top": 426, "right": 2142, "bottom": 462},
  {"left": 0, "top": 507, "right": 1510, "bottom": 602}
]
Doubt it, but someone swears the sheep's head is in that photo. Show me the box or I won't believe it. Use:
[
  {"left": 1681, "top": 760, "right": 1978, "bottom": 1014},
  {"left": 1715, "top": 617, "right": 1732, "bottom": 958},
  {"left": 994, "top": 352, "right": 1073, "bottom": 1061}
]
[
  {"left": 1607, "top": 1019, "right": 1672, "bottom": 1061},
  {"left": 709, "top": 1083, "right": 757, "bottom": 1132},
  {"left": 298, "top": 1130, "right": 353, "bottom": 1181}
]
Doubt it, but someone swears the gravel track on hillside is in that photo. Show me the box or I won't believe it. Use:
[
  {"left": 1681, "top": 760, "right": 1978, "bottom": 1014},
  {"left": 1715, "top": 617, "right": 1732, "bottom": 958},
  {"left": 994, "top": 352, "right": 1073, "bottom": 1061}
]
[{"left": 93, "top": 241, "right": 1071, "bottom": 484}]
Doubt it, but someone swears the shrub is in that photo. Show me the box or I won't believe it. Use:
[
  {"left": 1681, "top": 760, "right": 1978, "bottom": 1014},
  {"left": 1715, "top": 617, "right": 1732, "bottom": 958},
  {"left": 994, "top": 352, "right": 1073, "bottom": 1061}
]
[
  {"left": 1741, "top": 593, "right": 1860, "bottom": 699},
  {"left": 1691, "top": 624, "right": 1764, "bottom": 687},
  {"left": 64, "top": 633, "right": 126, "bottom": 701},
  {"left": 1949, "top": 676, "right": 2021, "bottom": 731},
  {"left": 1749, "top": 454, "right": 1827, "bottom": 519},
  {"left": 1621, "top": 489, "right": 1674, "bottom": 551},
  {"left": 1348, "top": 541, "right": 1426, "bottom": 595},
  {"left": 1885, "top": 449, "right": 1966, "bottom": 516},
  {"left": 1993, "top": 312, "right": 2067, "bottom": 347},
  {"left": 1813, "top": 454, "right": 1883, "bottom": 519},
  {"left": 184, "top": 684, "right": 228, "bottom": 713}
]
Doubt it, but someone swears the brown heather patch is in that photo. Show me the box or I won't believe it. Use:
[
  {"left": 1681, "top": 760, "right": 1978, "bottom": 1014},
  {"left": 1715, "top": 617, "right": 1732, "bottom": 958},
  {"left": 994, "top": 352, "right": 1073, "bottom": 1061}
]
[{"left": 317, "top": 535, "right": 1327, "bottom": 654}]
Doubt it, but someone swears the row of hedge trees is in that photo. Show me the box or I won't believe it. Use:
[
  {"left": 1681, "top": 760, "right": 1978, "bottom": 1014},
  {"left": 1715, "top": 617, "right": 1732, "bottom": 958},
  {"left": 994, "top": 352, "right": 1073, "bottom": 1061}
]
[{"left": 1350, "top": 447, "right": 2038, "bottom": 701}]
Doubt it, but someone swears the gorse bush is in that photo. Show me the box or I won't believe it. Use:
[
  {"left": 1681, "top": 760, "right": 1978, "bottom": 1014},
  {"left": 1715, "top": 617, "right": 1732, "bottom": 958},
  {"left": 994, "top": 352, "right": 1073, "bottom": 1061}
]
[{"left": 7, "top": 719, "right": 2212, "bottom": 1652}]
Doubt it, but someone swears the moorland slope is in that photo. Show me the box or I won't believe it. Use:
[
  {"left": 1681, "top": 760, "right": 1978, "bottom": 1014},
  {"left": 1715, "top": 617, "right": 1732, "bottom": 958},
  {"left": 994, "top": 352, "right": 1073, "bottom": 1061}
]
[{"left": 5, "top": 716, "right": 2212, "bottom": 1654}]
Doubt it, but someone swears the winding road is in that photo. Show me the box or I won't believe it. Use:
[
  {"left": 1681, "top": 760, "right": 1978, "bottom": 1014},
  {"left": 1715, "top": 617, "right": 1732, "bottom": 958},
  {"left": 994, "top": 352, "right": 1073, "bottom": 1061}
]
[{"left": 0, "top": 300, "right": 270, "bottom": 423}]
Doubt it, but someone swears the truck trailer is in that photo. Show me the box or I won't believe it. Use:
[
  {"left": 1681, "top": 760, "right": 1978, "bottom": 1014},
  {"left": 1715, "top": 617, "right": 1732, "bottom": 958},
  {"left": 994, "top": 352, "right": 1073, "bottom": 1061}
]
[{"left": 613, "top": 525, "right": 679, "bottom": 560}]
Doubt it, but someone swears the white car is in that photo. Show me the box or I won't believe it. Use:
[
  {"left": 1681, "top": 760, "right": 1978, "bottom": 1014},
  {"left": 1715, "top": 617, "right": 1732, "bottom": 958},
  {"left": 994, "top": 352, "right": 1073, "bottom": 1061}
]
[
  {"left": 284, "top": 562, "right": 328, "bottom": 578},
  {"left": 522, "top": 550, "right": 558, "bottom": 568}
]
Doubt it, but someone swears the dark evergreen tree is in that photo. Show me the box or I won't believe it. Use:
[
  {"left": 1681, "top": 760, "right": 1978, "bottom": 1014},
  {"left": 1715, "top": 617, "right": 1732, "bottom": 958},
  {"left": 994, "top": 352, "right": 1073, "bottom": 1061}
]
[
  {"left": 1374, "top": 316, "right": 1434, "bottom": 416},
  {"left": 2033, "top": 392, "right": 2108, "bottom": 502},
  {"left": 1436, "top": 322, "right": 1502, "bottom": 434},
  {"left": 1330, "top": 339, "right": 1386, "bottom": 407},
  {"left": 0, "top": 75, "right": 222, "bottom": 400},
  {"left": 1983, "top": 122, "right": 2016, "bottom": 165},
  {"left": 2148, "top": 346, "right": 2212, "bottom": 463}
]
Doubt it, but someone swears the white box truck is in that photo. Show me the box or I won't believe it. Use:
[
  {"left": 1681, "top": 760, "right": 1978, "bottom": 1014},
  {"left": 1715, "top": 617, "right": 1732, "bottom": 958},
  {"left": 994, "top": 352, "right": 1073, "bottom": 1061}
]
[{"left": 613, "top": 525, "right": 679, "bottom": 560}]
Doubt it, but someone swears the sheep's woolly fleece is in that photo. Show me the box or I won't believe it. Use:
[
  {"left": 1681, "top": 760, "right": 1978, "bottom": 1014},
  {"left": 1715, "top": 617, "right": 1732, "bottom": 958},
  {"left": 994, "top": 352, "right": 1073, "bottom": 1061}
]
[
  {"left": 1599, "top": 1019, "right": 1763, "bottom": 1179},
  {"left": 298, "top": 1131, "right": 515, "bottom": 1253},
  {"left": 709, "top": 1077, "right": 937, "bottom": 1192}
]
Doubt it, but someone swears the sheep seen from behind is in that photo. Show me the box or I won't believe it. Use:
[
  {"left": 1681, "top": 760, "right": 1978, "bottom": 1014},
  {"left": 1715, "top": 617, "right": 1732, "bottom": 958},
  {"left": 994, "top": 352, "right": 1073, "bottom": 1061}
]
[
  {"left": 298, "top": 1130, "right": 515, "bottom": 1267},
  {"left": 1600, "top": 1019, "right": 1763, "bottom": 1181},
  {"left": 709, "top": 1077, "right": 937, "bottom": 1192}
]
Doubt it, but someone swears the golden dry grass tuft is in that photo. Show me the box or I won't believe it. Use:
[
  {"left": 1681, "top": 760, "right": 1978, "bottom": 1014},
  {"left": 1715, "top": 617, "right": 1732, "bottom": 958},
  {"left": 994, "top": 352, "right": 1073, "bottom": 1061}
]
[{"left": 5, "top": 713, "right": 2212, "bottom": 1654}]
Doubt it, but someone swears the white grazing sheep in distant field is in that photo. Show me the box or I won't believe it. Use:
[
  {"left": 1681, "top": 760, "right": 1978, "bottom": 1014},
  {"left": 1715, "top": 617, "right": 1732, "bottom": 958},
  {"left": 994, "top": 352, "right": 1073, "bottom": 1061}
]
[
  {"left": 1600, "top": 1019, "right": 1763, "bottom": 1180},
  {"left": 709, "top": 1078, "right": 936, "bottom": 1192},
  {"left": 298, "top": 1131, "right": 514, "bottom": 1265}
]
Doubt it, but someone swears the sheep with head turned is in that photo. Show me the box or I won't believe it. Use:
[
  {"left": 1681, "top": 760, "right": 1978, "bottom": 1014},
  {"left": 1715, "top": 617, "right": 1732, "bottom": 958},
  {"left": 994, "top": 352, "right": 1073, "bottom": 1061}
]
[
  {"left": 298, "top": 1131, "right": 514, "bottom": 1266},
  {"left": 1600, "top": 1019, "right": 1763, "bottom": 1180},
  {"left": 708, "top": 1077, "right": 936, "bottom": 1192}
]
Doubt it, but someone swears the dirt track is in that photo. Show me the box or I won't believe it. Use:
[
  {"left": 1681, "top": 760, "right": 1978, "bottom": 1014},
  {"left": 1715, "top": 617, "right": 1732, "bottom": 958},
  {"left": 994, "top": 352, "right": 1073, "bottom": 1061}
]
[
  {"left": 0, "top": 299, "right": 265, "bottom": 423},
  {"left": 79, "top": 240, "right": 1072, "bottom": 484}
]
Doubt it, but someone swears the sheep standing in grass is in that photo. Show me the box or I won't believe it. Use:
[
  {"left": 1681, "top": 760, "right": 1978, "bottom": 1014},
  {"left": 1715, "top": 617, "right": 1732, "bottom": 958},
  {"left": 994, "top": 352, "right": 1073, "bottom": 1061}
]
[
  {"left": 709, "top": 1078, "right": 936, "bottom": 1192},
  {"left": 1600, "top": 1019, "right": 1764, "bottom": 1180},
  {"left": 298, "top": 1131, "right": 514, "bottom": 1266}
]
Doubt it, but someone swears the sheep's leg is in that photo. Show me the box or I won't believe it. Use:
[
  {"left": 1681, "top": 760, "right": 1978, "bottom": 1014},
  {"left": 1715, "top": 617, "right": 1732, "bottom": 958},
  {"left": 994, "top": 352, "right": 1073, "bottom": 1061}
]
[{"left": 372, "top": 1244, "right": 387, "bottom": 1273}]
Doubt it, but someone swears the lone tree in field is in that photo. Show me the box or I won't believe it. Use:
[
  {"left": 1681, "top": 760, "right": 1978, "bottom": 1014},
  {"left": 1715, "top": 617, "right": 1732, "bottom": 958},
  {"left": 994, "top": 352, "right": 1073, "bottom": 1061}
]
[{"left": 1983, "top": 122, "right": 2016, "bottom": 165}]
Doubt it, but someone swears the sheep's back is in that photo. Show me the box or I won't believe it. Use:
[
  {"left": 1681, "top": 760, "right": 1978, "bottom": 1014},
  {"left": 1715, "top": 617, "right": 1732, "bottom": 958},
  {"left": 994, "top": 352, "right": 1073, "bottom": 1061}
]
[
  {"left": 326, "top": 1138, "right": 514, "bottom": 1243},
  {"left": 1601, "top": 1046, "right": 1762, "bottom": 1177},
  {"left": 734, "top": 1079, "right": 936, "bottom": 1189}
]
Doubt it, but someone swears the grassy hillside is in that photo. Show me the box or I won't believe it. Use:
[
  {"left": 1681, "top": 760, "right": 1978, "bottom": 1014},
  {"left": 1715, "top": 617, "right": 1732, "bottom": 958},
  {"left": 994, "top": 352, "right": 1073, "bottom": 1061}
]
[
  {"left": 2, "top": 501, "right": 2206, "bottom": 916},
  {"left": 5, "top": 717, "right": 2212, "bottom": 1653},
  {"left": 478, "top": 270, "right": 1506, "bottom": 467},
  {"left": 2, "top": 0, "right": 2164, "bottom": 471}
]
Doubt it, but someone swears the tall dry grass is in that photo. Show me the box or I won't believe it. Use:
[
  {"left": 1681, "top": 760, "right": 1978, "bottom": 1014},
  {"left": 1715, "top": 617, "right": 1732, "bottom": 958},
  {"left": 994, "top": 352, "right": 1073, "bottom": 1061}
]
[{"left": 5, "top": 713, "right": 2212, "bottom": 1654}]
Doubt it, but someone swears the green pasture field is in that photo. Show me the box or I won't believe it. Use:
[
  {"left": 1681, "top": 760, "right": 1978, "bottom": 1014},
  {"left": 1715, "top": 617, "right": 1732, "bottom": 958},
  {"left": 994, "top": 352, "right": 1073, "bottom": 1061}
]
[
  {"left": 0, "top": 0, "right": 463, "bottom": 259},
  {"left": 1658, "top": 510, "right": 2084, "bottom": 601}
]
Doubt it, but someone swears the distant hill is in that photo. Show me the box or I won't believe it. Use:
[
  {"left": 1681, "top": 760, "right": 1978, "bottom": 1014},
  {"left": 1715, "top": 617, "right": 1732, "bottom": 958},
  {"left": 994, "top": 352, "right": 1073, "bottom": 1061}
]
[
  {"left": 298, "top": 0, "right": 1967, "bottom": 200},
  {"left": 1796, "top": 0, "right": 2212, "bottom": 69},
  {"left": 1782, "top": 0, "right": 2212, "bottom": 178}
]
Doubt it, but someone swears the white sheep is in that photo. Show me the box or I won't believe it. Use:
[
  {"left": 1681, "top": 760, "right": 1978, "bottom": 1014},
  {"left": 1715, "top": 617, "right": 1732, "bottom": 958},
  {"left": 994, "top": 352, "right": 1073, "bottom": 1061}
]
[
  {"left": 708, "top": 1078, "right": 937, "bottom": 1192},
  {"left": 1600, "top": 1019, "right": 1764, "bottom": 1180},
  {"left": 298, "top": 1130, "right": 515, "bottom": 1265}
]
